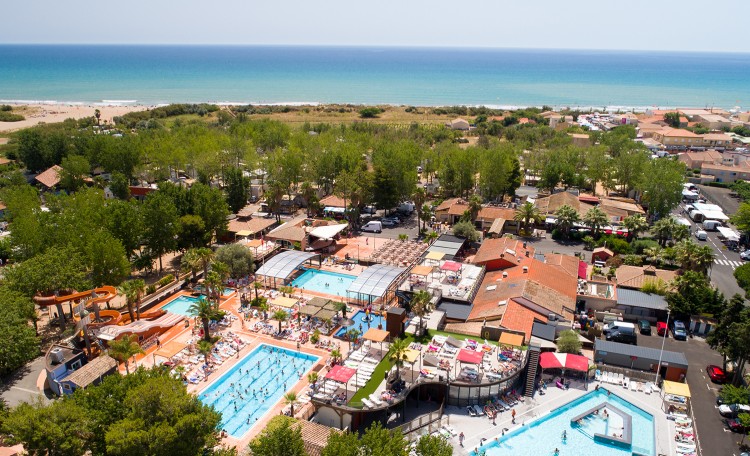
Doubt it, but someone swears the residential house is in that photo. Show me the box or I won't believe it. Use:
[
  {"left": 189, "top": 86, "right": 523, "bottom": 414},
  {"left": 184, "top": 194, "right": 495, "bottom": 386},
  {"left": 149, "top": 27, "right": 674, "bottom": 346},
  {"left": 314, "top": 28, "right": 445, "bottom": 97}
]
[
  {"left": 433, "top": 198, "right": 517, "bottom": 231},
  {"left": 678, "top": 150, "right": 722, "bottom": 169},
  {"left": 44, "top": 344, "right": 87, "bottom": 395},
  {"left": 615, "top": 265, "right": 677, "bottom": 290},
  {"left": 700, "top": 162, "right": 750, "bottom": 184},
  {"left": 225, "top": 212, "right": 277, "bottom": 241},
  {"left": 447, "top": 118, "right": 470, "bottom": 131},
  {"left": 63, "top": 355, "right": 118, "bottom": 392},
  {"left": 702, "top": 133, "right": 733, "bottom": 149},
  {"left": 128, "top": 185, "right": 157, "bottom": 202},
  {"left": 534, "top": 191, "right": 643, "bottom": 225},
  {"left": 34, "top": 165, "right": 62, "bottom": 190},
  {"left": 471, "top": 237, "right": 535, "bottom": 271},
  {"left": 652, "top": 128, "right": 703, "bottom": 149},
  {"left": 568, "top": 133, "right": 592, "bottom": 147},
  {"left": 696, "top": 113, "right": 732, "bottom": 130}
]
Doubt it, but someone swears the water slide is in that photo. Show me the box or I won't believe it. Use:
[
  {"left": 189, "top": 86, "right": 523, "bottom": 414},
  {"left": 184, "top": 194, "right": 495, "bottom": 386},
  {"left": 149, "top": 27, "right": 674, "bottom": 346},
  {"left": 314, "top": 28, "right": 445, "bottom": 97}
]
[
  {"left": 96, "top": 311, "right": 185, "bottom": 342},
  {"left": 34, "top": 286, "right": 121, "bottom": 327}
]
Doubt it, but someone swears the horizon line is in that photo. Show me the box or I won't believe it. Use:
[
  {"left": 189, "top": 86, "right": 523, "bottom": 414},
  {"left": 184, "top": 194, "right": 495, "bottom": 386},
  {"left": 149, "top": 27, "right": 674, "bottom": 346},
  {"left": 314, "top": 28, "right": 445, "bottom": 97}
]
[{"left": 1, "top": 42, "right": 749, "bottom": 54}]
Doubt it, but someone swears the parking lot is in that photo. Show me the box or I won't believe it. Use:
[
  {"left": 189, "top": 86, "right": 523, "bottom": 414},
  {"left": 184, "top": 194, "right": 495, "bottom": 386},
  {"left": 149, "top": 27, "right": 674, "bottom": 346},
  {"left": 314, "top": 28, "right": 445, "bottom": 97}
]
[{"left": 636, "top": 327, "right": 742, "bottom": 456}]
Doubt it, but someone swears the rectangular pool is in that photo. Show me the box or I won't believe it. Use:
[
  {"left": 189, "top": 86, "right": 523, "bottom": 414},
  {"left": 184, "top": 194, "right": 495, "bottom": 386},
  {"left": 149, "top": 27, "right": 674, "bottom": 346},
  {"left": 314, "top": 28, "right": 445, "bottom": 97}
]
[
  {"left": 161, "top": 295, "right": 205, "bottom": 316},
  {"left": 199, "top": 344, "right": 319, "bottom": 438},
  {"left": 475, "top": 389, "right": 655, "bottom": 456},
  {"left": 291, "top": 268, "right": 356, "bottom": 298}
]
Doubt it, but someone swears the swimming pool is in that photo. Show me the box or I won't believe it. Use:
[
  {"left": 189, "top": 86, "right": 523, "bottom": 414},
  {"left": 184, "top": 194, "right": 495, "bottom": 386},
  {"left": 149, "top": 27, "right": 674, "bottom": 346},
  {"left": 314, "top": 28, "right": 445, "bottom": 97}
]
[
  {"left": 334, "top": 310, "right": 386, "bottom": 337},
  {"left": 474, "top": 389, "right": 655, "bottom": 456},
  {"left": 291, "top": 268, "right": 356, "bottom": 297},
  {"left": 161, "top": 295, "right": 205, "bottom": 316},
  {"left": 199, "top": 344, "right": 319, "bottom": 438}
]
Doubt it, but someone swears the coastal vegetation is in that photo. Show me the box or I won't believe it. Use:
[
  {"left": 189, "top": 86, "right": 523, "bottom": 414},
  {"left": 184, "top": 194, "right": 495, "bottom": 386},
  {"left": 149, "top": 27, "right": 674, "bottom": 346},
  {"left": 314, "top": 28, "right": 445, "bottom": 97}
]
[{"left": 0, "top": 105, "right": 24, "bottom": 122}]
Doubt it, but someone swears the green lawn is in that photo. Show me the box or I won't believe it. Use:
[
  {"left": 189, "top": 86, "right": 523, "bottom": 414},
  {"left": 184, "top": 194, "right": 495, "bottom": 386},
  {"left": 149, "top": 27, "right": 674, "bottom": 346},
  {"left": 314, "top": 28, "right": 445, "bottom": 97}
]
[{"left": 349, "top": 334, "right": 414, "bottom": 406}]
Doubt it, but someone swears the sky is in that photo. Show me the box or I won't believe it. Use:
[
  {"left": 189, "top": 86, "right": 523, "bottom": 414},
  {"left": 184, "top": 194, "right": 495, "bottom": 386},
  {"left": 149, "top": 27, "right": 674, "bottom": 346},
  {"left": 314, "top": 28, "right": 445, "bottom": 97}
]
[{"left": 3, "top": 0, "right": 750, "bottom": 53}]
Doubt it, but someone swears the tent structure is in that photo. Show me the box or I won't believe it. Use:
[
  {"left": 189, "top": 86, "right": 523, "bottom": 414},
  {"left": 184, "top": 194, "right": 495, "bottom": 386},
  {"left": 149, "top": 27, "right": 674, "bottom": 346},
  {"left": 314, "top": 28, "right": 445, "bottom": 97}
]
[
  {"left": 309, "top": 223, "right": 348, "bottom": 241},
  {"left": 410, "top": 265, "right": 433, "bottom": 277},
  {"left": 425, "top": 251, "right": 445, "bottom": 263},
  {"left": 403, "top": 349, "right": 420, "bottom": 364},
  {"left": 154, "top": 340, "right": 186, "bottom": 361},
  {"left": 538, "top": 352, "right": 589, "bottom": 372},
  {"left": 256, "top": 250, "right": 320, "bottom": 286},
  {"left": 499, "top": 332, "right": 524, "bottom": 347},
  {"left": 271, "top": 296, "right": 298, "bottom": 309},
  {"left": 326, "top": 365, "right": 357, "bottom": 384},
  {"left": 441, "top": 261, "right": 462, "bottom": 272},
  {"left": 662, "top": 380, "right": 691, "bottom": 413},
  {"left": 457, "top": 349, "right": 484, "bottom": 364},
  {"left": 347, "top": 264, "right": 405, "bottom": 305}
]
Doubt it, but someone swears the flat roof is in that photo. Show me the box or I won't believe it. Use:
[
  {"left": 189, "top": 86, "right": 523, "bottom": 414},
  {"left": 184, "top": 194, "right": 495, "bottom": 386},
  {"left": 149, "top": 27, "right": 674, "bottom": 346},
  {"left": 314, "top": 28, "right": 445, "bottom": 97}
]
[
  {"left": 256, "top": 250, "right": 318, "bottom": 280},
  {"left": 436, "top": 301, "right": 474, "bottom": 320},
  {"left": 616, "top": 288, "right": 668, "bottom": 311},
  {"left": 594, "top": 339, "right": 688, "bottom": 368},
  {"left": 347, "top": 264, "right": 405, "bottom": 299}
]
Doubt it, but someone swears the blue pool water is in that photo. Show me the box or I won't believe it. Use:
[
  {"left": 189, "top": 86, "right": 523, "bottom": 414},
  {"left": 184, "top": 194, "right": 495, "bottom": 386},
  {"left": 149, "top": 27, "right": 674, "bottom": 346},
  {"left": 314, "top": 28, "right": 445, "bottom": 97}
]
[
  {"left": 291, "top": 268, "right": 356, "bottom": 297},
  {"left": 199, "top": 344, "right": 319, "bottom": 438},
  {"left": 475, "top": 389, "right": 655, "bottom": 456},
  {"left": 161, "top": 295, "right": 205, "bottom": 316},
  {"left": 334, "top": 310, "right": 386, "bottom": 338}
]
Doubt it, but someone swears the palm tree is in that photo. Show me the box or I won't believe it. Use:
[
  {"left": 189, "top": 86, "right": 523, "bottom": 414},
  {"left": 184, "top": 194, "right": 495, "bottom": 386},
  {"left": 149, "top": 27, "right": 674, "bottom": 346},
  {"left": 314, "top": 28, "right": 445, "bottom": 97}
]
[
  {"left": 583, "top": 206, "right": 609, "bottom": 237},
  {"left": 644, "top": 246, "right": 664, "bottom": 267},
  {"left": 194, "top": 247, "right": 214, "bottom": 279},
  {"left": 346, "top": 328, "right": 360, "bottom": 350},
  {"left": 622, "top": 214, "right": 648, "bottom": 242},
  {"left": 388, "top": 337, "right": 410, "bottom": 382},
  {"left": 273, "top": 309, "right": 288, "bottom": 334},
  {"left": 94, "top": 108, "right": 101, "bottom": 126},
  {"left": 424, "top": 231, "right": 439, "bottom": 245},
  {"left": 412, "top": 188, "right": 427, "bottom": 231},
  {"left": 283, "top": 392, "right": 298, "bottom": 417},
  {"left": 190, "top": 297, "right": 224, "bottom": 342},
  {"left": 330, "top": 348, "right": 342, "bottom": 364},
  {"left": 182, "top": 249, "right": 201, "bottom": 282},
  {"left": 695, "top": 245, "right": 715, "bottom": 274},
  {"left": 108, "top": 335, "right": 143, "bottom": 374},
  {"left": 118, "top": 279, "right": 146, "bottom": 322},
  {"left": 205, "top": 270, "right": 224, "bottom": 305},
  {"left": 514, "top": 201, "right": 541, "bottom": 235},
  {"left": 554, "top": 204, "right": 580, "bottom": 237},
  {"left": 300, "top": 181, "right": 319, "bottom": 217},
  {"left": 672, "top": 224, "right": 690, "bottom": 243},
  {"left": 468, "top": 195, "right": 483, "bottom": 221},
  {"left": 652, "top": 217, "right": 678, "bottom": 247},
  {"left": 410, "top": 290, "right": 433, "bottom": 336},
  {"left": 307, "top": 372, "right": 319, "bottom": 390},
  {"left": 253, "top": 281, "right": 263, "bottom": 302},
  {"left": 419, "top": 204, "right": 432, "bottom": 232},
  {"left": 198, "top": 339, "right": 214, "bottom": 365},
  {"left": 334, "top": 301, "right": 348, "bottom": 320}
]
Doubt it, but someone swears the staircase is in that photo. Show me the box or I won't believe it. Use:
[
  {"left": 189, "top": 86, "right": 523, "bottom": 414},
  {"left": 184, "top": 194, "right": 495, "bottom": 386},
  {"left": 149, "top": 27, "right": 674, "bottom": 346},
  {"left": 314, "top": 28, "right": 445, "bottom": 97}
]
[{"left": 524, "top": 346, "right": 541, "bottom": 397}]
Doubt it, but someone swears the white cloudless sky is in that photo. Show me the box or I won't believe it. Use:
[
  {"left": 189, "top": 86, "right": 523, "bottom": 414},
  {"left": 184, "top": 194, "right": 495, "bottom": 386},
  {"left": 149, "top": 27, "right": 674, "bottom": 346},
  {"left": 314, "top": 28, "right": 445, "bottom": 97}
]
[{"left": 3, "top": 0, "right": 749, "bottom": 52}]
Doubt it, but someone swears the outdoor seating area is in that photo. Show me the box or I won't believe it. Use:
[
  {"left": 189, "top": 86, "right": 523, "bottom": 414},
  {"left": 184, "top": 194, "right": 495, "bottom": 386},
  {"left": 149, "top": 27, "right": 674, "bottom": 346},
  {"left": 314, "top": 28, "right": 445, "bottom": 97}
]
[
  {"left": 368, "top": 239, "right": 428, "bottom": 266},
  {"left": 162, "top": 331, "right": 249, "bottom": 385},
  {"left": 399, "top": 259, "right": 483, "bottom": 302}
]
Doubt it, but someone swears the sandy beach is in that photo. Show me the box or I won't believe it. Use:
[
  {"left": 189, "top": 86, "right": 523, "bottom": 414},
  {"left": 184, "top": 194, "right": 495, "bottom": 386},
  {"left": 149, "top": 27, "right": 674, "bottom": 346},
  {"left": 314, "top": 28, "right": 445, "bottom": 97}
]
[{"left": 0, "top": 104, "right": 150, "bottom": 133}]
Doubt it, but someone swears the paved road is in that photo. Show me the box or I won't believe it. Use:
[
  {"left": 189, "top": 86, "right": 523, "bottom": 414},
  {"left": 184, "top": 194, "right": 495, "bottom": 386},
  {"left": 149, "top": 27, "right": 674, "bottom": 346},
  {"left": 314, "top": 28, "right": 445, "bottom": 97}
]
[
  {"left": 672, "top": 203, "right": 746, "bottom": 299},
  {"left": 0, "top": 356, "right": 51, "bottom": 407},
  {"left": 637, "top": 329, "right": 741, "bottom": 456}
]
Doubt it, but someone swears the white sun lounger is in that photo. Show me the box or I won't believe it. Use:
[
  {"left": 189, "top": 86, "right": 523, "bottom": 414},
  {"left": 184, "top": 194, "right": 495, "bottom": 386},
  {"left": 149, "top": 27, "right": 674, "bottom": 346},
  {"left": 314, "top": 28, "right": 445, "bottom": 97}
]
[
  {"left": 362, "top": 398, "right": 376, "bottom": 409},
  {"left": 369, "top": 394, "right": 384, "bottom": 406}
]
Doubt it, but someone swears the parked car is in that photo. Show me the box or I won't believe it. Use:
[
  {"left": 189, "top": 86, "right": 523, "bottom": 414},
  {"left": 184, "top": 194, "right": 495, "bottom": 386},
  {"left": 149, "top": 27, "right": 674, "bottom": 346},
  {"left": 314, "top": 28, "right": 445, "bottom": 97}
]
[
  {"left": 719, "top": 403, "right": 750, "bottom": 418},
  {"left": 741, "top": 250, "right": 750, "bottom": 261},
  {"left": 707, "top": 365, "right": 728, "bottom": 384},
  {"left": 656, "top": 322, "right": 668, "bottom": 336},
  {"left": 361, "top": 221, "right": 382, "bottom": 233},
  {"left": 726, "top": 418, "right": 750, "bottom": 433},
  {"left": 672, "top": 321, "right": 688, "bottom": 341},
  {"left": 637, "top": 319, "right": 652, "bottom": 335},
  {"left": 380, "top": 218, "right": 396, "bottom": 227},
  {"left": 605, "top": 325, "right": 637, "bottom": 345},
  {"left": 694, "top": 230, "right": 708, "bottom": 241}
]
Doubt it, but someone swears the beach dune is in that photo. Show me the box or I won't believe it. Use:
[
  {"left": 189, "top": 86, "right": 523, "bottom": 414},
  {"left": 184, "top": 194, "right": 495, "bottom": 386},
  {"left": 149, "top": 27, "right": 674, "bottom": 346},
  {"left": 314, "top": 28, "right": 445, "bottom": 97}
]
[{"left": 0, "top": 104, "right": 150, "bottom": 133}]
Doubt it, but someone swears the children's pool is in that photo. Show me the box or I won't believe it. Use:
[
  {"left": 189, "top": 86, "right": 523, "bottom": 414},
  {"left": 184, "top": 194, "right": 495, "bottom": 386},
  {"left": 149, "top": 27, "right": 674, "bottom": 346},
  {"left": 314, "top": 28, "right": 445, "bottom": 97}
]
[
  {"left": 291, "top": 268, "right": 356, "bottom": 297},
  {"left": 161, "top": 295, "right": 206, "bottom": 316},
  {"left": 334, "top": 310, "right": 386, "bottom": 337},
  {"left": 474, "top": 389, "right": 655, "bottom": 456},
  {"left": 199, "top": 344, "right": 319, "bottom": 438}
]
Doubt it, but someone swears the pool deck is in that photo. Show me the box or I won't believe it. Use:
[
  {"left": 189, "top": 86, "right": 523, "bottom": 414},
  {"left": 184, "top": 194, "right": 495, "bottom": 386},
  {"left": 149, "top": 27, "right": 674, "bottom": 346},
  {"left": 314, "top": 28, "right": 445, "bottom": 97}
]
[{"left": 445, "top": 380, "right": 679, "bottom": 456}]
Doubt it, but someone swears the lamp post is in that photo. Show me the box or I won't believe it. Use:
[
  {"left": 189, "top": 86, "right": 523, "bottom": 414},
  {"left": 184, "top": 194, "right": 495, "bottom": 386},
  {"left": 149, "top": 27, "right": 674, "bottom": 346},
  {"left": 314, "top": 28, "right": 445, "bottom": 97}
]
[{"left": 655, "top": 309, "right": 671, "bottom": 384}]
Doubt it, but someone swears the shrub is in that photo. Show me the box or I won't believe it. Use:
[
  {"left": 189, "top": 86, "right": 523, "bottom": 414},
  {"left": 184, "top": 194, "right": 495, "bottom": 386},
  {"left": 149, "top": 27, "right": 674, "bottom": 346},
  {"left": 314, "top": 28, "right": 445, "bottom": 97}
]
[
  {"left": 359, "top": 107, "right": 382, "bottom": 119},
  {"left": 735, "top": 264, "right": 750, "bottom": 291},
  {"left": 622, "top": 255, "right": 644, "bottom": 266},
  {"left": 605, "top": 256, "right": 623, "bottom": 268},
  {"left": 146, "top": 284, "right": 157, "bottom": 295},
  {"left": 452, "top": 220, "right": 480, "bottom": 242},
  {"left": 0, "top": 112, "right": 24, "bottom": 122},
  {"left": 156, "top": 274, "right": 175, "bottom": 288},
  {"left": 596, "top": 234, "right": 631, "bottom": 254},
  {"left": 631, "top": 239, "right": 659, "bottom": 255},
  {"left": 551, "top": 228, "right": 563, "bottom": 240},
  {"left": 0, "top": 105, "right": 12, "bottom": 111},
  {"left": 556, "top": 330, "right": 582, "bottom": 354}
]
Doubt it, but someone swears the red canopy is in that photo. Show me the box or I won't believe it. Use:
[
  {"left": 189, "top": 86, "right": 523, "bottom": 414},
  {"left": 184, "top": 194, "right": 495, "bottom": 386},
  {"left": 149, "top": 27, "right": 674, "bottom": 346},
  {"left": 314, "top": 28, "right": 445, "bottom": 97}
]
[
  {"left": 325, "top": 365, "right": 357, "bottom": 383},
  {"left": 457, "top": 348, "right": 484, "bottom": 364},
  {"left": 578, "top": 261, "right": 587, "bottom": 280},
  {"left": 441, "top": 261, "right": 462, "bottom": 272},
  {"left": 538, "top": 352, "right": 589, "bottom": 372}
]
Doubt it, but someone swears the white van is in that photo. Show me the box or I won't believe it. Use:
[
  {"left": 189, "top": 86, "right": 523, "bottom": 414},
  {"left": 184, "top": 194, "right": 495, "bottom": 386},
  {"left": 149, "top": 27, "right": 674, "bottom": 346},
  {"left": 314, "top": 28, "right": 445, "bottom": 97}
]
[
  {"left": 361, "top": 221, "right": 382, "bottom": 233},
  {"left": 702, "top": 220, "right": 721, "bottom": 231},
  {"left": 694, "top": 230, "right": 708, "bottom": 241},
  {"left": 603, "top": 321, "right": 635, "bottom": 336}
]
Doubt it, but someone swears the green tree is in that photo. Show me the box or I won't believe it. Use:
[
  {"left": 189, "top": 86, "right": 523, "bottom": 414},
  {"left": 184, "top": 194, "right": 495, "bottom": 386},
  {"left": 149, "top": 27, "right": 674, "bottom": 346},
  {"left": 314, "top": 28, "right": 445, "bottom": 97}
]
[
  {"left": 359, "top": 421, "right": 408, "bottom": 456},
  {"left": 719, "top": 384, "right": 750, "bottom": 405},
  {"left": 224, "top": 166, "right": 249, "bottom": 213},
  {"left": 652, "top": 216, "right": 679, "bottom": 247},
  {"left": 247, "top": 416, "right": 306, "bottom": 456},
  {"left": 283, "top": 392, "right": 298, "bottom": 418},
  {"left": 639, "top": 159, "right": 685, "bottom": 218},
  {"left": 514, "top": 201, "right": 541, "bottom": 235},
  {"left": 87, "top": 231, "right": 130, "bottom": 286},
  {"left": 273, "top": 309, "right": 288, "bottom": 334},
  {"left": 104, "top": 199, "right": 143, "bottom": 259},
  {"left": 109, "top": 172, "right": 131, "bottom": 200},
  {"left": 190, "top": 297, "right": 225, "bottom": 342},
  {"left": 622, "top": 214, "right": 648, "bottom": 242},
  {"left": 664, "top": 112, "right": 681, "bottom": 128},
  {"left": 118, "top": 279, "right": 146, "bottom": 322},
  {"left": 554, "top": 204, "right": 580, "bottom": 238},
  {"left": 215, "top": 243, "right": 255, "bottom": 280},
  {"left": 0, "top": 287, "right": 40, "bottom": 376},
  {"left": 452, "top": 220, "right": 480, "bottom": 242},
  {"left": 359, "top": 107, "right": 381, "bottom": 119},
  {"left": 177, "top": 214, "right": 208, "bottom": 250},
  {"left": 108, "top": 335, "right": 144, "bottom": 374},
  {"left": 2, "top": 184, "right": 44, "bottom": 260},
  {"left": 414, "top": 435, "right": 453, "bottom": 456},
  {"left": 583, "top": 206, "right": 609, "bottom": 237},
  {"left": 556, "top": 330, "right": 582, "bottom": 354},
  {"left": 59, "top": 154, "right": 91, "bottom": 192},
  {"left": 708, "top": 295, "right": 747, "bottom": 370},
  {"left": 410, "top": 290, "right": 433, "bottom": 335},
  {"left": 321, "top": 430, "right": 360, "bottom": 456},
  {"left": 412, "top": 187, "right": 427, "bottom": 231},
  {"left": 142, "top": 192, "right": 179, "bottom": 273},
  {"left": 731, "top": 202, "right": 750, "bottom": 236}
]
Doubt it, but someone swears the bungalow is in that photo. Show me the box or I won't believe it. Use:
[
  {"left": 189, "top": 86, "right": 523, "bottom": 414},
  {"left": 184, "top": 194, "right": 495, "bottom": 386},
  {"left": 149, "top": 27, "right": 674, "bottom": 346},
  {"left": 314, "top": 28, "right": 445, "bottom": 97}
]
[
  {"left": 679, "top": 150, "right": 722, "bottom": 169},
  {"left": 615, "top": 265, "right": 676, "bottom": 291},
  {"left": 44, "top": 346, "right": 117, "bottom": 396},
  {"left": 128, "top": 185, "right": 157, "bottom": 202},
  {"left": 471, "top": 237, "right": 535, "bottom": 271},
  {"left": 447, "top": 118, "right": 470, "bottom": 131},
  {"left": 433, "top": 198, "right": 517, "bottom": 231},
  {"left": 34, "top": 165, "right": 62, "bottom": 190}
]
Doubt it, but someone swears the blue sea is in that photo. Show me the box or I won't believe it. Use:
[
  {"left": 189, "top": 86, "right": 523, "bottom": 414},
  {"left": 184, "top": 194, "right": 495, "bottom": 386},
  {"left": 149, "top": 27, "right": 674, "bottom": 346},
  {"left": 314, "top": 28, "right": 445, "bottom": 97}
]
[{"left": 1, "top": 45, "right": 749, "bottom": 108}]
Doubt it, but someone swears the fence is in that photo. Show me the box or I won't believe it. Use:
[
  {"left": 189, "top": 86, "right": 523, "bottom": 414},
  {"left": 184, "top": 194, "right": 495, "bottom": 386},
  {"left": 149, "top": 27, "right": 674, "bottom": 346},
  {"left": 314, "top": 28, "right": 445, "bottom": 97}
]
[
  {"left": 394, "top": 404, "right": 448, "bottom": 442},
  {"left": 595, "top": 364, "right": 661, "bottom": 384}
]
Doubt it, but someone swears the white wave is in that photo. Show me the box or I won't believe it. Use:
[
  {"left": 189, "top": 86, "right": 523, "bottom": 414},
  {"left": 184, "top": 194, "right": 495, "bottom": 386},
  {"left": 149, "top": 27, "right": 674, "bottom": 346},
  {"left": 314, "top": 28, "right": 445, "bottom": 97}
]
[{"left": 100, "top": 100, "right": 138, "bottom": 105}]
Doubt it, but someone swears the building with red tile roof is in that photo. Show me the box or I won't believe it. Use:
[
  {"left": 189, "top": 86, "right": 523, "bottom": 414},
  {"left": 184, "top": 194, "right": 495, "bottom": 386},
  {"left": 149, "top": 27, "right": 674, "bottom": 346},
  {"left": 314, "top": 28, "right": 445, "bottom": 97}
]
[
  {"left": 471, "top": 237, "right": 535, "bottom": 271},
  {"left": 34, "top": 165, "right": 62, "bottom": 189}
]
